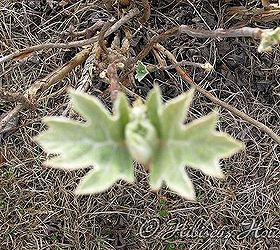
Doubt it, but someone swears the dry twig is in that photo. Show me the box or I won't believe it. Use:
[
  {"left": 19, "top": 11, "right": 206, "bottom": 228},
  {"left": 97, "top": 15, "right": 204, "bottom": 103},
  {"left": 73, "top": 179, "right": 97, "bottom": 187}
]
[
  {"left": 226, "top": 5, "right": 280, "bottom": 23},
  {"left": 139, "top": 0, "right": 151, "bottom": 24},
  {"left": 107, "top": 62, "right": 121, "bottom": 103},
  {"left": 98, "top": 18, "right": 116, "bottom": 54},
  {"left": 25, "top": 47, "right": 92, "bottom": 103},
  {"left": 0, "top": 87, "right": 32, "bottom": 108},
  {"left": 0, "top": 104, "right": 23, "bottom": 132},
  {"left": 0, "top": 8, "right": 141, "bottom": 130},
  {"left": 133, "top": 26, "right": 265, "bottom": 64},
  {"left": 154, "top": 43, "right": 280, "bottom": 145},
  {"left": 0, "top": 8, "right": 140, "bottom": 64},
  {"left": 0, "top": 47, "right": 92, "bottom": 131},
  {"left": 65, "top": 20, "right": 105, "bottom": 38}
]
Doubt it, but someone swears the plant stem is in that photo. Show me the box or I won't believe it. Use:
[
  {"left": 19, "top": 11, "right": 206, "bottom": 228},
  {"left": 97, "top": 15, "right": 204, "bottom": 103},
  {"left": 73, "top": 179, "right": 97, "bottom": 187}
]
[{"left": 154, "top": 43, "right": 280, "bottom": 145}]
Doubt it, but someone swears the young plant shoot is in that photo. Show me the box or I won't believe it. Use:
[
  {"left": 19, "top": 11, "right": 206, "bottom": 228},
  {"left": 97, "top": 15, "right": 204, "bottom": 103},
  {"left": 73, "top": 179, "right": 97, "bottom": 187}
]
[{"left": 35, "top": 86, "right": 244, "bottom": 200}]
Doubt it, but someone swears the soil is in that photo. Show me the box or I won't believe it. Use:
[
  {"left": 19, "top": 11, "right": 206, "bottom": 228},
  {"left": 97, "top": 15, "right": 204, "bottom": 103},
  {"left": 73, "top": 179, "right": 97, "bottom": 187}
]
[{"left": 0, "top": 0, "right": 279, "bottom": 249}]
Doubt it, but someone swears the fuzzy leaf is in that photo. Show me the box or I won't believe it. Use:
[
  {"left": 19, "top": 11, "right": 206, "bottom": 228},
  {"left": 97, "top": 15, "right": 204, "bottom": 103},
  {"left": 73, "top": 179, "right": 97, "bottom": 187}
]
[
  {"left": 125, "top": 104, "right": 158, "bottom": 165},
  {"left": 35, "top": 86, "right": 244, "bottom": 200},
  {"left": 35, "top": 90, "right": 134, "bottom": 194},
  {"left": 146, "top": 86, "right": 162, "bottom": 137},
  {"left": 148, "top": 87, "right": 244, "bottom": 200}
]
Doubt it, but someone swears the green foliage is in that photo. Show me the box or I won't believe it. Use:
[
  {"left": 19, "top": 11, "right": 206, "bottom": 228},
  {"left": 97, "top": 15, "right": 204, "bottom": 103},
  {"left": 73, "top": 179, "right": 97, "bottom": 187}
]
[
  {"left": 50, "top": 231, "right": 59, "bottom": 241},
  {"left": 4, "top": 167, "right": 14, "bottom": 179},
  {"left": 96, "top": 235, "right": 107, "bottom": 249},
  {"left": 258, "top": 27, "right": 280, "bottom": 52},
  {"left": 35, "top": 86, "right": 244, "bottom": 200},
  {"left": 125, "top": 99, "right": 158, "bottom": 165},
  {"left": 35, "top": 90, "right": 134, "bottom": 195},
  {"left": 0, "top": 199, "right": 7, "bottom": 209},
  {"left": 166, "top": 242, "right": 176, "bottom": 250},
  {"left": 145, "top": 87, "right": 243, "bottom": 200},
  {"left": 158, "top": 198, "right": 169, "bottom": 217},
  {"left": 135, "top": 61, "right": 149, "bottom": 81}
]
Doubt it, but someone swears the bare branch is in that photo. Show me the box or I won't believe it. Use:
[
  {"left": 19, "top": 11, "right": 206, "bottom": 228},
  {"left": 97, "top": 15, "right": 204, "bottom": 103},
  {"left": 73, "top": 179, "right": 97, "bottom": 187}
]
[
  {"left": 25, "top": 47, "right": 92, "bottom": 103},
  {"left": 154, "top": 43, "right": 280, "bottom": 145},
  {"left": 65, "top": 20, "right": 105, "bottom": 38},
  {"left": 139, "top": 0, "right": 151, "bottom": 24},
  {"left": 0, "top": 8, "right": 140, "bottom": 64},
  {"left": 107, "top": 62, "right": 121, "bottom": 104},
  {"left": 0, "top": 47, "right": 92, "bottom": 131},
  {"left": 0, "top": 87, "right": 32, "bottom": 107},
  {"left": 179, "top": 26, "right": 263, "bottom": 39},
  {"left": 132, "top": 26, "right": 265, "bottom": 65},
  {"left": 98, "top": 18, "right": 116, "bottom": 55},
  {"left": 0, "top": 105, "right": 23, "bottom": 132}
]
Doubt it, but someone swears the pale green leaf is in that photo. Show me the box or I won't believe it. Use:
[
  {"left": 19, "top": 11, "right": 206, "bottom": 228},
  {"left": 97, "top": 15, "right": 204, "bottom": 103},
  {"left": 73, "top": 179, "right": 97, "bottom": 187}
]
[
  {"left": 35, "top": 90, "right": 134, "bottom": 194},
  {"left": 258, "top": 27, "right": 280, "bottom": 52},
  {"left": 148, "top": 88, "right": 244, "bottom": 200},
  {"left": 160, "top": 88, "right": 194, "bottom": 139},
  {"left": 113, "top": 93, "right": 131, "bottom": 139},
  {"left": 125, "top": 115, "right": 158, "bottom": 165},
  {"left": 135, "top": 61, "right": 149, "bottom": 82},
  {"left": 150, "top": 147, "right": 195, "bottom": 200},
  {"left": 75, "top": 144, "right": 132, "bottom": 194},
  {"left": 146, "top": 85, "right": 162, "bottom": 137},
  {"left": 35, "top": 86, "right": 244, "bottom": 200}
]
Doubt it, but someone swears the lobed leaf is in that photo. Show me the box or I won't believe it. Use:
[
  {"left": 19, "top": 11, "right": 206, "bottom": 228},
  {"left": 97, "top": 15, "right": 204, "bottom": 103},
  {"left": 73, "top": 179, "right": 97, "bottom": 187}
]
[
  {"left": 135, "top": 61, "right": 149, "bottom": 82},
  {"left": 35, "top": 90, "right": 134, "bottom": 194},
  {"left": 35, "top": 86, "right": 244, "bottom": 200},
  {"left": 148, "top": 87, "right": 244, "bottom": 200},
  {"left": 146, "top": 86, "right": 162, "bottom": 137}
]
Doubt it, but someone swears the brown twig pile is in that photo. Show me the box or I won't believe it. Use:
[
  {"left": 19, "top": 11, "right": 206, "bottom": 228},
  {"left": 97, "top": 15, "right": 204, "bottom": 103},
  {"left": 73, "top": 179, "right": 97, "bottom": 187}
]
[{"left": 0, "top": 0, "right": 279, "bottom": 249}]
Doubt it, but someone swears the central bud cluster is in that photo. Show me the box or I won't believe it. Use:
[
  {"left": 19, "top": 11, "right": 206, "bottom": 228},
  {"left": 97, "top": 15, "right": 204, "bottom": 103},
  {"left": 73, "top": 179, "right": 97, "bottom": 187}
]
[{"left": 125, "top": 101, "right": 158, "bottom": 165}]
